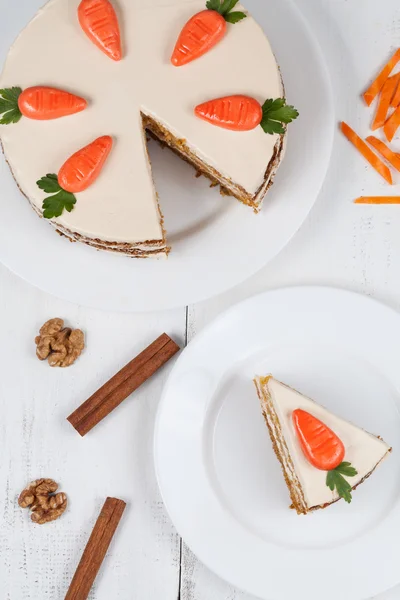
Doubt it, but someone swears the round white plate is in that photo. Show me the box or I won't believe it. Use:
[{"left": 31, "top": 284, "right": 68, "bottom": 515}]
[
  {"left": 155, "top": 287, "right": 400, "bottom": 600},
  {"left": 0, "top": 0, "right": 334, "bottom": 311},
  {"left": 0, "top": 0, "right": 333, "bottom": 312}
]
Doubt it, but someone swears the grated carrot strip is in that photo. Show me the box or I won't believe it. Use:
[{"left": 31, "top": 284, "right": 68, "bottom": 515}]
[
  {"left": 355, "top": 197, "right": 400, "bottom": 204},
  {"left": 391, "top": 75, "right": 400, "bottom": 107},
  {"left": 372, "top": 74, "right": 400, "bottom": 130},
  {"left": 341, "top": 122, "right": 392, "bottom": 184},
  {"left": 366, "top": 135, "right": 400, "bottom": 171},
  {"left": 384, "top": 106, "right": 400, "bottom": 142},
  {"left": 363, "top": 48, "right": 400, "bottom": 106}
]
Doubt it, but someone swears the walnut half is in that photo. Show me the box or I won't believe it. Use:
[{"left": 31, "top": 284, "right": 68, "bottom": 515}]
[
  {"left": 35, "top": 318, "right": 85, "bottom": 367},
  {"left": 18, "top": 479, "right": 68, "bottom": 524}
]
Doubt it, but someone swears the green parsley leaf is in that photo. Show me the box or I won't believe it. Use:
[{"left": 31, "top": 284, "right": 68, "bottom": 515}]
[
  {"left": 0, "top": 87, "right": 22, "bottom": 125},
  {"left": 37, "top": 174, "right": 76, "bottom": 219},
  {"left": 333, "top": 461, "right": 358, "bottom": 477},
  {"left": 220, "top": 0, "right": 239, "bottom": 14},
  {"left": 36, "top": 174, "right": 63, "bottom": 194},
  {"left": 206, "top": 0, "right": 221, "bottom": 11},
  {"left": 224, "top": 11, "right": 247, "bottom": 23},
  {"left": 260, "top": 98, "right": 299, "bottom": 135},
  {"left": 206, "top": 0, "right": 246, "bottom": 21},
  {"left": 42, "top": 190, "right": 76, "bottom": 219},
  {"left": 325, "top": 461, "right": 358, "bottom": 504}
]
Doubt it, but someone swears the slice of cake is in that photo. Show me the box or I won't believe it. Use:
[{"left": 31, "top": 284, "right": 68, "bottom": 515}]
[
  {"left": 253, "top": 375, "right": 391, "bottom": 514},
  {"left": 0, "top": 0, "right": 290, "bottom": 257}
]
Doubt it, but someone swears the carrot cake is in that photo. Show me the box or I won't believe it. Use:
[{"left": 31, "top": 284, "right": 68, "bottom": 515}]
[
  {"left": 254, "top": 376, "right": 391, "bottom": 514},
  {"left": 0, "top": 0, "right": 296, "bottom": 257}
]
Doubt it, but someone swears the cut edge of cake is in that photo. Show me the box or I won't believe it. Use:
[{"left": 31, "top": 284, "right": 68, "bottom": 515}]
[
  {"left": 141, "top": 112, "right": 286, "bottom": 213},
  {"left": 253, "top": 374, "right": 392, "bottom": 515}
]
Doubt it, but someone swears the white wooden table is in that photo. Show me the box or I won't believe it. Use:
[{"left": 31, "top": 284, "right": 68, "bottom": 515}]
[{"left": 1, "top": 0, "right": 400, "bottom": 598}]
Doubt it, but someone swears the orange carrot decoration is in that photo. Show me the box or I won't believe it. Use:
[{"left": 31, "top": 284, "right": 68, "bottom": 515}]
[
  {"left": 366, "top": 135, "right": 400, "bottom": 171},
  {"left": 384, "top": 106, "right": 400, "bottom": 142},
  {"left": 195, "top": 96, "right": 299, "bottom": 133},
  {"left": 292, "top": 409, "right": 345, "bottom": 471},
  {"left": 171, "top": 0, "right": 247, "bottom": 67},
  {"left": 355, "top": 196, "right": 400, "bottom": 204},
  {"left": 78, "top": 0, "right": 122, "bottom": 62},
  {"left": 363, "top": 48, "right": 400, "bottom": 106},
  {"left": 36, "top": 136, "right": 113, "bottom": 219},
  {"left": 371, "top": 74, "right": 400, "bottom": 130},
  {"left": 0, "top": 87, "right": 87, "bottom": 124},
  {"left": 58, "top": 135, "right": 113, "bottom": 193},
  {"left": 341, "top": 122, "right": 392, "bottom": 184}
]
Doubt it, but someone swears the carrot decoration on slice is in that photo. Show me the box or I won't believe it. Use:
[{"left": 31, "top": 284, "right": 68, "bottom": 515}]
[
  {"left": 341, "top": 122, "right": 392, "bottom": 184},
  {"left": 366, "top": 135, "right": 400, "bottom": 171},
  {"left": 171, "top": 0, "right": 247, "bottom": 67},
  {"left": 195, "top": 96, "right": 299, "bottom": 133},
  {"left": 355, "top": 196, "right": 400, "bottom": 204},
  {"left": 292, "top": 409, "right": 345, "bottom": 471},
  {"left": 0, "top": 87, "right": 87, "bottom": 124},
  {"left": 36, "top": 136, "right": 113, "bottom": 219},
  {"left": 363, "top": 48, "right": 400, "bottom": 106},
  {"left": 78, "top": 0, "right": 122, "bottom": 61},
  {"left": 384, "top": 106, "right": 400, "bottom": 142},
  {"left": 292, "top": 409, "right": 358, "bottom": 503},
  {"left": 371, "top": 74, "right": 400, "bottom": 130}
]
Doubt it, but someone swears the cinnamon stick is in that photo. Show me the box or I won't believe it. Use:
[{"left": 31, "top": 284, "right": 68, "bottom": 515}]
[
  {"left": 65, "top": 497, "right": 126, "bottom": 600},
  {"left": 67, "top": 333, "right": 180, "bottom": 436}
]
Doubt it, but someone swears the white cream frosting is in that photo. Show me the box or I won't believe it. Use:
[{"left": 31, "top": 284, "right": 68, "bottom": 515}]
[
  {"left": 260, "top": 377, "right": 391, "bottom": 509},
  {"left": 0, "top": 0, "right": 283, "bottom": 246}
]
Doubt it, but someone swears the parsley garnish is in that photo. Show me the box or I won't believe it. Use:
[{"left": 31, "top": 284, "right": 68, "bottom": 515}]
[
  {"left": 326, "top": 462, "right": 358, "bottom": 503},
  {"left": 37, "top": 174, "right": 76, "bottom": 219},
  {"left": 0, "top": 87, "right": 22, "bottom": 125},
  {"left": 260, "top": 98, "right": 299, "bottom": 135},
  {"left": 206, "top": 0, "right": 246, "bottom": 23}
]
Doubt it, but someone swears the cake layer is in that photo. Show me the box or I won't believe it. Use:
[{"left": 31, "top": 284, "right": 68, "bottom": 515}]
[
  {"left": 0, "top": 0, "right": 284, "bottom": 253},
  {"left": 254, "top": 376, "right": 391, "bottom": 512}
]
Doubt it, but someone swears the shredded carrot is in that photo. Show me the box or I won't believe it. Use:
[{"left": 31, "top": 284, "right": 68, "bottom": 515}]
[
  {"left": 372, "top": 74, "right": 400, "bottom": 130},
  {"left": 391, "top": 75, "right": 400, "bottom": 107},
  {"left": 366, "top": 135, "right": 400, "bottom": 171},
  {"left": 384, "top": 106, "right": 400, "bottom": 142},
  {"left": 340, "top": 122, "right": 392, "bottom": 184},
  {"left": 355, "top": 197, "right": 400, "bottom": 204},
  {"left": 363, "top": 48, "right": 400, "bottom": 106}
]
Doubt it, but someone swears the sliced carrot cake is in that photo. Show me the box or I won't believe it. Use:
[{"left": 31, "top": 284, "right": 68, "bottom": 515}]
[
  {"left": 0, "top": 0, "right": 298, "bottom": 257},
  {"left": 254, "top": 375, "right": 391, "bottom": 514}
]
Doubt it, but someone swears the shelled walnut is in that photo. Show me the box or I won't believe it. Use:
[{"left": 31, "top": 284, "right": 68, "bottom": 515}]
[
  {"left": 18, "top": 479, "right": 68, "bottom": 524},
  {"left": 35, "top": 318, "right": 84, "bottom": 367}
]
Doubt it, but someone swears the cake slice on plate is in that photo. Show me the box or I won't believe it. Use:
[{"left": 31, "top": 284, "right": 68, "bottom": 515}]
[{"left": 253, "top": 375, "right": 391, "bottom": 514}]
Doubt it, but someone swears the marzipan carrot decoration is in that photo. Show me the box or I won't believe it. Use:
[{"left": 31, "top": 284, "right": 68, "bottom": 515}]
[
  {"left": 384, "top": 106, "right": 400, "bottom": 142},
  {"left": 292, "top": 409, "right": 358, "bottom": 503},
  {"left": 36, "top": 136, "right": 113, "bottom": 219},
  {"left": 341, "top": 121, "right": 392, "bottom": 184},
  {"left": 366, "top": 135, "right": 400, "bottom": 171},
  {"left": 78, "top": 0, "right": 122, "bottom": 61},
  {"left": 371, "top": 74, "right": 400, "bottom": 130},
  {"left": 355, "top": 196, "right": 400, "bottom": 204},
  {"left": 0, "top": 86, "right": 87, "bottom": 124},
  {"left": 171, "top": 0, "right": 246, "bottom": 67},
  {"left": 195, "top": 96, "right": 299, "bottom": 133},
  {"left": 363, "top": 48, "right": 400, "bottom": 106}
]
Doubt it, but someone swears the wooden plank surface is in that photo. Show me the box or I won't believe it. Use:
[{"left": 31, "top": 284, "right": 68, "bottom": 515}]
[{"left": 2, "top": 0, "right": 400, "bottom": 599}]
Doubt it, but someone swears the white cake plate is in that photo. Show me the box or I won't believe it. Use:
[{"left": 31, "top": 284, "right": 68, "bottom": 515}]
[
  {"left": 0, "top": 0, "right": 333, "bottom": 312},
  {"left": 155, "top": 287, "right": 400, "bottom": 600}
]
